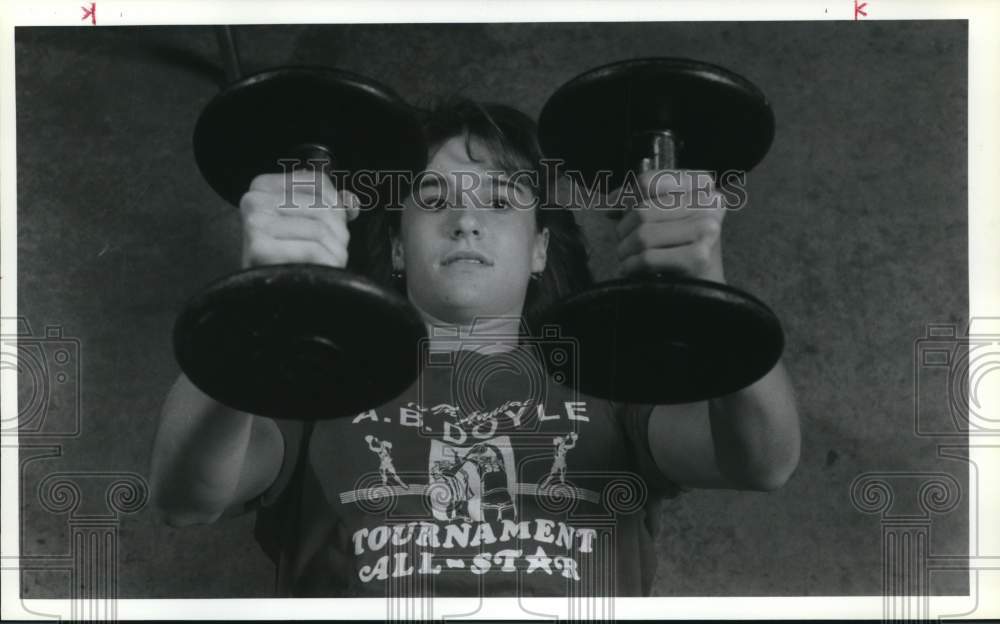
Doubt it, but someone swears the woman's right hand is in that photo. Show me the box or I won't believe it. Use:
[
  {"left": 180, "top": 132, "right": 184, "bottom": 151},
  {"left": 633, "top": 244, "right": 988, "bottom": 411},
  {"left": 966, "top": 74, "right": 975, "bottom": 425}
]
[{"left": 240, "top": 170, "right": 360, "bottom": 269}]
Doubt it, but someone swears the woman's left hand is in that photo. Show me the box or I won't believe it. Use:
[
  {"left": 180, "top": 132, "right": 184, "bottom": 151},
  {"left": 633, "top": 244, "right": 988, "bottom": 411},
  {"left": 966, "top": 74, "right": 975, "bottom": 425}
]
[{"left": 614, "top": 170, "right": 726, "bottom": 283}]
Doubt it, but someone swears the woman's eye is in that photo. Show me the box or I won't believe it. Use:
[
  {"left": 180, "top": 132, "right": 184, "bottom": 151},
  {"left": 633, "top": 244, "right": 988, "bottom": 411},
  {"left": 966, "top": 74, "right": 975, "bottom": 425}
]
[{"left": 420, "top": 196, "right": 448, "bottom": 211}]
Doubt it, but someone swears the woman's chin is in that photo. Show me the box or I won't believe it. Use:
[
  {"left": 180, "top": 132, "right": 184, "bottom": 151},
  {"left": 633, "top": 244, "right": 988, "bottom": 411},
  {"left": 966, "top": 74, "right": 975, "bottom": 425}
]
[
  {"left": 436, "top": 286, "right": 491, "bottom": 310},
  {"left": 420, "top": 298, "right": 516, "bottom": 326},
  {"left": 407, "top": 279, "right": 526, "bottom": 325}
]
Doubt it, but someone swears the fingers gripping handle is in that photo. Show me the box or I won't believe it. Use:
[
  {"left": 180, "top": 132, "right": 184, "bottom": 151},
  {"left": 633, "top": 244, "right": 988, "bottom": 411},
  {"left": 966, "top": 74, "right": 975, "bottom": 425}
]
[
  {"left": 624, "top": 130, "right": 681, "bottom": 285},
  {"left": 285, "top": 143, "right": 359, "bottom": 222}
]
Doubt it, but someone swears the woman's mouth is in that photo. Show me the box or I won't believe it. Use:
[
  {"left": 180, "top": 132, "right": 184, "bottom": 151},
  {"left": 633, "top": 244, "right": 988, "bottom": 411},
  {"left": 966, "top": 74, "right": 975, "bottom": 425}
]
[{"left": 442, "top": 250, "right": 493, "bottom": 266}]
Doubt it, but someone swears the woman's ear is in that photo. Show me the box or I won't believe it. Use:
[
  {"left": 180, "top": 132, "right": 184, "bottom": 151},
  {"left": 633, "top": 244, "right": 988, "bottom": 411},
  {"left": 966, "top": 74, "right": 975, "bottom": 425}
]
[
  {"left": 531, "top": 227, "right": 550, "bottom": 274},
  {"left": 391, "top": 237, "right": 405, "bottom": 271}
]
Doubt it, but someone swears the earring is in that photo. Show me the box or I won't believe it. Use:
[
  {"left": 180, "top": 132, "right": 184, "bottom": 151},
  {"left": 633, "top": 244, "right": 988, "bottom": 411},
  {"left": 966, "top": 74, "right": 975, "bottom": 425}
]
[{"left": 392, "top": 269, "right": 405, "bottom": 280}]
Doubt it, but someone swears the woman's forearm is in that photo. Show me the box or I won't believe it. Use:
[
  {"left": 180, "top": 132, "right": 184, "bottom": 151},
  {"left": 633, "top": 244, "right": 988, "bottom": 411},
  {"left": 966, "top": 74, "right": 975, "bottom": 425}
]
[
  {"left": 149, "top": 374, "right": 275, "bottom": 526},
  {"left": 707, "top": 360, "right": 801, "bottom": 491}
]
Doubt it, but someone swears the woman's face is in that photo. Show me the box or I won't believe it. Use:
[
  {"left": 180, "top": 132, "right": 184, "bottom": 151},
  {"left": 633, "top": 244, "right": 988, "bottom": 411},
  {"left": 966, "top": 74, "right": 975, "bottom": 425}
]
[{"left": 394, "top": 135, "right": 549, "bottom": 324}]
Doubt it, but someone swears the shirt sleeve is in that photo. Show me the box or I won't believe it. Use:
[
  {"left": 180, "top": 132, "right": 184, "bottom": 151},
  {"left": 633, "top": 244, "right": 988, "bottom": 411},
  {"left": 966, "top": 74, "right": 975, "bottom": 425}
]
[
  {"left": 613, "top": 401, "right": 688, "bottom": 500},
  {"left": 246, "top": 418, "right": 311, "bottom": 567},
  {"left": 243, "top": 417, "right": 310, "bottom": 512}
]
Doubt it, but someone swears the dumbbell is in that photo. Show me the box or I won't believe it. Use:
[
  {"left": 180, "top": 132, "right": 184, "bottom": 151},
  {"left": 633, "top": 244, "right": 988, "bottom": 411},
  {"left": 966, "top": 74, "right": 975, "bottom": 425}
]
[
  {"left": 173, "top": 67, "right": 428, "bottom": 420},
  {"left": 537, "top": 57, "right": 784, "bottom": 404}
]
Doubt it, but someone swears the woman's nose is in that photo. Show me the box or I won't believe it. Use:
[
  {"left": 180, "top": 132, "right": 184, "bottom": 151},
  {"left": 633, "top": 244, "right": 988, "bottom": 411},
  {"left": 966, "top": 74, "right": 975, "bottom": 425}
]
[{"left": 449, "top": 208, "right": 482, "bottom": 239}]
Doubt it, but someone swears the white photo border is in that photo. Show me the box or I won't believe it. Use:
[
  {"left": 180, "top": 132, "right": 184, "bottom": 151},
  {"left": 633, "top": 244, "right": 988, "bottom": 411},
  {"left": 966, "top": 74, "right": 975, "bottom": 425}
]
[{"left": 2, "top": 0, "right": 998, "bottom": 620}]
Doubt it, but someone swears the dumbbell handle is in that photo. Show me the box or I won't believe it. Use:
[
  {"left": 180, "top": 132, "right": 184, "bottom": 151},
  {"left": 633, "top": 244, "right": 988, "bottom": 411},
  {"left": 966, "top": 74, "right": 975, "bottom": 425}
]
[
  {"left": 285, "top": 143, "right": 360, "bottom": 225},
  {"left": 607, "top": 130, "right": 678, "bottom": 222},
  {"left": 630, "top": 129, "right": 678, "bottom": 173},
  {"left": 289, "top": 142, "right": 336, "bottom": 174}
]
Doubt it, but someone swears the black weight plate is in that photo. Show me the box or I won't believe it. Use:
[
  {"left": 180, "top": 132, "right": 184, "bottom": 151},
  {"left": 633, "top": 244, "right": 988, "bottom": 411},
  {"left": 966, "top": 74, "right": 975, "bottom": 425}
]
[
  {"left": 536, "top": 278, "right": 784, "bottom": 404},
  {"left": 539, "top": 58, "right": 775, "bottom": 189},
  {"left": 174, "top": 265, "right": 427, "bottom": 420},
  {"left": 194, "top": 66, "right": 426, "bottom": 206}
]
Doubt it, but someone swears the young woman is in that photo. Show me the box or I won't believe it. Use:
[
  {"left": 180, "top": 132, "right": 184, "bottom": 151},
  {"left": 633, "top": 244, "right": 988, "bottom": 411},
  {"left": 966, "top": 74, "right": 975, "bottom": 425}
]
[{"left": 150, "top": 101, "right": 800, "bottom": 598}]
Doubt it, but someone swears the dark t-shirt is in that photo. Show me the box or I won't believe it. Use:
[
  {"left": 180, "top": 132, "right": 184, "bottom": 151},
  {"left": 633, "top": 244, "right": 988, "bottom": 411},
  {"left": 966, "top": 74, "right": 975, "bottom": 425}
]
[{"left": 252, "top": 347, "right": 681, "bottom": 597}]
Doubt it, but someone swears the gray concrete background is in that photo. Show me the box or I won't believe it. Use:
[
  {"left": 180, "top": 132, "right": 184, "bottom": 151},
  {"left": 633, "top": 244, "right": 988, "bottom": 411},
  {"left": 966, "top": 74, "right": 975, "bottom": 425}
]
[{"left": 14, "top": 21, "right": 968, "bottom": 597}]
